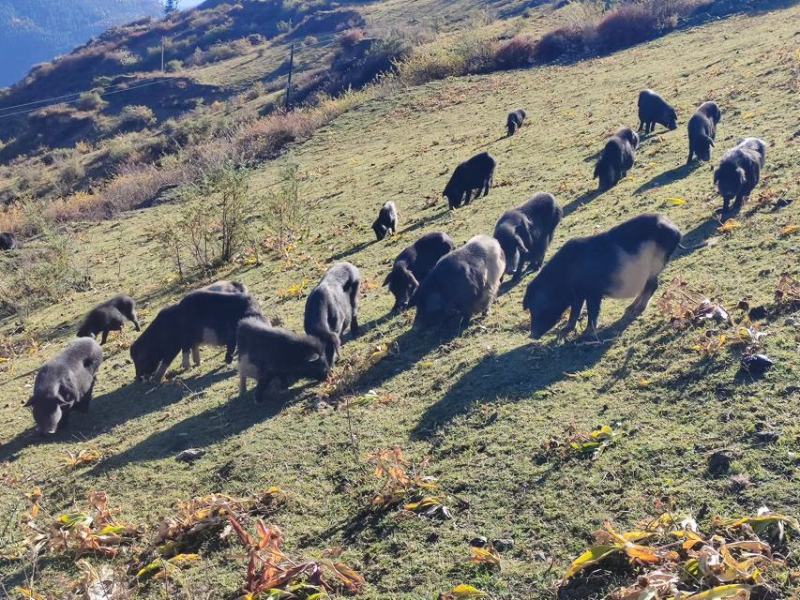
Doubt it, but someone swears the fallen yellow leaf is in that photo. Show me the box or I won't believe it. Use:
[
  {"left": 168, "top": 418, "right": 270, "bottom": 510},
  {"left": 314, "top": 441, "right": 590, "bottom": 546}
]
[{"left": 718, "top": 219, "right": 741, "bottom": 234}]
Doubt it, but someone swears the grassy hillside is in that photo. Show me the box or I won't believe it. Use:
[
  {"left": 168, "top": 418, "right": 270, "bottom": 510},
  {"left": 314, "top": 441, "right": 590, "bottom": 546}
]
[{"left": 2, "top": 3, "right": 800, "bottom": 599}]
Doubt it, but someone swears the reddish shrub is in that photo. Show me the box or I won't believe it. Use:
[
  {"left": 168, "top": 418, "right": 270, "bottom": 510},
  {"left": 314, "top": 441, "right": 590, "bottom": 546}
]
[
  {"left": 493, "top": 35, "right": 537, "bottom": 70},
  {"left": 533, "top": 27, "right": 588, "bottom": 63},
  {"left": 339, "top": 27, "right": 365, "bottom": 48},
  {"left": 595, "top": 5, "right": 660, "bottom": 53}
]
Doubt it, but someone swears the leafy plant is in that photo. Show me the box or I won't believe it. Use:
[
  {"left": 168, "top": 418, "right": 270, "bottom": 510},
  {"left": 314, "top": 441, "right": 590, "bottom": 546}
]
[
  {"left": 260, "top": 163, "right": 307, "bottom": 257},
  {"left": 539, "top": 424, "right": 621, "bottom": 461},
  {"left": 148, "top": 165, "right": 258, "bottom": 280}
]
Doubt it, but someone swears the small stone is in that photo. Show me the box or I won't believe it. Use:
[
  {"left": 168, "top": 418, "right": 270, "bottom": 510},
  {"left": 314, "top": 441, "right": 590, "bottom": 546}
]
[
  {"left": 176, "top": 448, "right": 205, "bottom": 463},
  {"left": 493, "top": 538, "right": 514, "bottom": 552},
  {"left": 708, "top": 450, "right": 732, "bottom": 476},
  {"left": 740, "top": 353, "right": 774, "bottom": 376},
  {"left": 469, "top": 536, "right": 488, "bottom": 548},
  {"left": 773, "top": 198, "right": 793, "bottom": 210},
  {"left": 729, "top": 474, "right": 753, "bottom": 492}
]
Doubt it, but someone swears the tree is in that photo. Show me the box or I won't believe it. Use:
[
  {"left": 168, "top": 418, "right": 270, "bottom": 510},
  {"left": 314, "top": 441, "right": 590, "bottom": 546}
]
[{"left": 164, "top": 0, "right": 180, "bottom": 15}]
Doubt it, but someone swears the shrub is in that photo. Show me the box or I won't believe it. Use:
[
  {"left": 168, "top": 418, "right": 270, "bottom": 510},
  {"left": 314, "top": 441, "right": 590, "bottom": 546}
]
[
  {"left": 235, "top": 110, "right": 315, "bottom": 163},
  {"left": 595, "top": 5, "right": 660, "bottom": 53},
  {"left": 184, "top": 39, "right": 251, "bottom": 66},
  {"left": 98, "top": 163, "right": 185, "bottom": 215},
  {"left": 493, "top": 35, "right": 537, "bottom": 70},
  {"left": 533, "top": 27, "right": 589, "bottom": 63},
  {"left": 165, "top": 59, "right": 183, "bottom": 72},
  {"left": 149, "top": 165, "right": 256, "bottom": 280},
  {"left": 105, "top": 132, "right": 144, "bottom": 165},
  {"left": 0, "top": 203, "right": 86, "bottom": 319},
  {"left": 339, "top": 28, "right": 365, "bottom": 48},
  {"left": 56, "top": 156, "right": 86, "bottom": 192},
  {"left": 259, "top": 163, "right": 307, "bottom": 255},
  {"left": 117, "top": 105, "right": 157, "bottom": 130},
  {"left": 396, "top": 31, "right": 495, "bottom": 85},
  {"left": 77, "top": 91, "right": 107, "bottom": 111}
]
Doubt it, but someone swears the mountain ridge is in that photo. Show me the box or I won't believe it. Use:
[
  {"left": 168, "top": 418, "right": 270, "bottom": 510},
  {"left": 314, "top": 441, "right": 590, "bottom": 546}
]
[{"left": 0, "top": 0, "right": 162, "bottom": 87}]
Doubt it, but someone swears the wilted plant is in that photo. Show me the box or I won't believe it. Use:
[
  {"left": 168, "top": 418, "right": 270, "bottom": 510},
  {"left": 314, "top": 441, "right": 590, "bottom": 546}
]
[
  {"left": 228, "top": 516, "right": 365, "bottom": 599},
  {"left": 774, "top": 273, "right": 800, "bottom": 306},
  {"left": 22, "top": 490, "right": 139, "bottom": 560},
  {"left": 366, "top": 447, "right": 450, "bottom": 518},
  {"left": 656, "top": 278, "right": 729, "bottom": 331},
  {"left": 539, "top": 424, "right": 621, "bottom": 462},
  {"left": 62, "top": 448, "right": 102, "bottom": 469},
  {"left": 152, "top": 488, "right": 285, "bottom": 558},
  {"left": 562, "top": 508, "right": 799, "bottom": 598}
]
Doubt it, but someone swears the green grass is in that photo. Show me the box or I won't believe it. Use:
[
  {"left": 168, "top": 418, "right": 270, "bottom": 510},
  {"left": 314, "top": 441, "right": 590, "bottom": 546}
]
[{"left": 2, "top": 5, "right": 800, "bottom": 598}]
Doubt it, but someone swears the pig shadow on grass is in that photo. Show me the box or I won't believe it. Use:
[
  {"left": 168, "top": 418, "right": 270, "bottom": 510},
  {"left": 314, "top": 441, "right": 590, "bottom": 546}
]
[
  {"left": 674, "top": 215, "right": 721, "bottom": 259},
  {"left": 329, "top": 238, "right": 380, "bottom": 262},
  {"left": 0, "top": 367, "right": 234, "bottom": 461},
  {"left": 346, "top": 323, "right": 461, "bottom": 394},
  {"left": 563, "top": 189, "right": 603, "bottom": 218},
  {"left": 411, "top": 312, "right": 640, "bottom": 440},
  {"left": 89, "top": 383, "right": 304, "bottom": 473},
  {"left": 634, "top": 161, "right": 703, "bottom": 195}
]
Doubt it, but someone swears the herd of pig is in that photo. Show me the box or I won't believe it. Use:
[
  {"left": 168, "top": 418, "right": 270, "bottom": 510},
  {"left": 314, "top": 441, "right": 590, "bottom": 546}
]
[{"left": 22, "top": 89, "right": 768, "bottom": 436}]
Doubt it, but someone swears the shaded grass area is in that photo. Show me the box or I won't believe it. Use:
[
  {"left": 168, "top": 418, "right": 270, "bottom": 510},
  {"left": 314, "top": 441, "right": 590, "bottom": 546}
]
[{"left": 2, "top": 5, "right": 800, "bottom": 598}]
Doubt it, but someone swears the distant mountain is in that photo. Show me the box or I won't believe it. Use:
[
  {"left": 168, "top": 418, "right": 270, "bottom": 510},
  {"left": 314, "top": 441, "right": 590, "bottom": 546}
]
[{"left": 0, "top": 0, "right": 162, "bottom": 87}]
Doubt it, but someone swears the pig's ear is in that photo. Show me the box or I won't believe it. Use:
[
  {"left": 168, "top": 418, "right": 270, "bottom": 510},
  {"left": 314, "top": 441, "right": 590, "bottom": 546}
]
[{"left": 306, "top": 352, "right": 321, "bottom": 363}]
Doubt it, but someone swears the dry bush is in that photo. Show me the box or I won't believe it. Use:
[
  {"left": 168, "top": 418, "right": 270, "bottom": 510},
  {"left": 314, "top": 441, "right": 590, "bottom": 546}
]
[
  {"left": 185, "top": 38, "right": 252, "bottom": 66},
  {"left": 0, "top": 205, "right": 26, "bottom": 235},
  {"left": 339, "top": 27, "right": 365, "bottom": 48},
  {"left": 0, "top": 204, "right": 86, "bottom": 318},
  {"left": 117, "top": 105, "right": 157, "bottom": 130},
  {"left": 396, "top": 31, "right": 496, "bottom": 85},
  {"left": 493, "top": 35, "right": 538, "bottom": 70},
  {"left": 165, "top": 58, "right": 183, "bottom": 72},
  {"left": 55, "top": 155, "right": 86, "bottom": 193},
  {"left": 76, "top": 90, "right": 108, "bottom": 111},
  {"left": 595, "top": 4, "right": 660, "bottom": 53},
  {"left": 533, "top": 27, "right": 589, "bottom": 63},
  {"left": 235, "top": 110, "right": 320, "bottom": 163}
]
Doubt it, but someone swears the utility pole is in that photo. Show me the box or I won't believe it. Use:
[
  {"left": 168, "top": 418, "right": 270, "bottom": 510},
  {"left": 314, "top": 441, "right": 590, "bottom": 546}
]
[
  {"left": 285, "top": 43, "right": 295, "bottom": 110},
  {"left": 161, "top": 36, "right": 165, "bottom": 72}
]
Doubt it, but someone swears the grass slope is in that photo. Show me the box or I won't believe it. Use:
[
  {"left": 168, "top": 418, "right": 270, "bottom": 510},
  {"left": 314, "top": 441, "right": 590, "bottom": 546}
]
[{"left": 2, "top": 4, "right": 800, "bottom": 598}]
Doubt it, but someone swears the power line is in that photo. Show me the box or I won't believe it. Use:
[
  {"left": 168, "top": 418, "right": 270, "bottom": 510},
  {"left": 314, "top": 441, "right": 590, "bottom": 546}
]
[
  {"left": 0, "top": 80, "right": 168, "bottom": 121},
  {"left": 0, "top": 36, "right": 339, "bottom": 120},
  {"left": 0, "top": 90, "right": 89, "bottom": 114}
]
